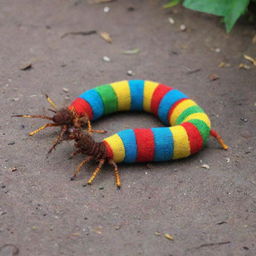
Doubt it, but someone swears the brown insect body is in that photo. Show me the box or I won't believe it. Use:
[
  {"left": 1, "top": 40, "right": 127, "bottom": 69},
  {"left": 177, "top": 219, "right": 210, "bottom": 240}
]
[
  {"left": 67, "top": 129, "right": 120, "bottom": 188},
  {"left": 12, "top": 95, "right": 106, "bottom": 154},
  {"left": 52, "top": 108, "right": 75, "bottom": 125},
  {"left": 73, "top": 132, "right": 107, "bottom": 160}
]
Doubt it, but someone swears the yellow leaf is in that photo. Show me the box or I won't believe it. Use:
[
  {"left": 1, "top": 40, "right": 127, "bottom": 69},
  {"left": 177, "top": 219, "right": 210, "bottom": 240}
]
[
  {"left": 164, "top": 233, "right": 174, "bottom": 240},
  {"left": 243, "top": 55, "right": 256, "bottom": 66},
  {"left": 99, "top": 32, "right": 112, "bottom": 43}
]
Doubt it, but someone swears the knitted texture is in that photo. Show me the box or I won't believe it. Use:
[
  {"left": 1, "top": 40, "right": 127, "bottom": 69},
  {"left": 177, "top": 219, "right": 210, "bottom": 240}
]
[{"left": 69, "top": 80, "right": 211, "bottom": 163}]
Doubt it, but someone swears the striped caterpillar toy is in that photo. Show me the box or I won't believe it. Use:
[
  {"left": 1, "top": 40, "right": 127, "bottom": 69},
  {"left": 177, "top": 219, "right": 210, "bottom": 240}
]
[
  {"left": 14, "top": 80, "right": 228, "bottom": 187},
  {"left": 69, "top": 80, "right": 227, "bottom": 161}
]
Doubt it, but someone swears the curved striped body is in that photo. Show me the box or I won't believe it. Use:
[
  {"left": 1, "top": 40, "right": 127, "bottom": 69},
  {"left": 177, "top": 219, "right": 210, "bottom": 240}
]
[{"left": 68, "top": 80, "right": 211, "bottom": 163}]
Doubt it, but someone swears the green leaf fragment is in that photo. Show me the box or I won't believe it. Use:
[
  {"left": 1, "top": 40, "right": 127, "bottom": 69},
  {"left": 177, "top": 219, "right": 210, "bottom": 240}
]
[
  {"left": 163, "top": 0, "right": 181, "bottom": 9},
  {"left": 183, "top": 0, "right": 250, "bottom": 32},
  {"left": 122, "top": 48, "right": 140, "bottom": 55}
]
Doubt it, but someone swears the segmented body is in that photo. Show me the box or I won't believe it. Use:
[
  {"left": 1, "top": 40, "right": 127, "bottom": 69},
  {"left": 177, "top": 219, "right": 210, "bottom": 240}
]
[{"left": 68, "top": 80, "right": 211, "bottom": 163}]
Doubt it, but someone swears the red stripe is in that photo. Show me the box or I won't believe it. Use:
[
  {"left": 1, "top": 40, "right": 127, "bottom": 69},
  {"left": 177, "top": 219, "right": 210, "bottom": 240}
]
[
  {"left": 150, "top": 84, "right": 172, "bottom": 115},
  {"left": 134, "top": 129, "right": 155, "bottom": 162},
  {"left": 68, "top": 98, "right": 93, "bottom": 120},
  {"left": 167, "top": 98, "right": 187, "bottom": 124},
  {"left": 181, "top": 122, "right": 203, "bottom": 154},
  {"left": 103, "top": 141, "right": 113, "bottom": 159}
]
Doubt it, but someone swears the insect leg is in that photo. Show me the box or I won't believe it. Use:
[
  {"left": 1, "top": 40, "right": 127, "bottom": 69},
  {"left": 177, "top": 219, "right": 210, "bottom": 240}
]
[
  {"left": 29, "top": 123, "right": 60, "bottom": 136},
  {"left": 87, "top": 159, "right": 105, "bottom": 185},
  {"left": 108, "top": 159, "right": 121, "bottom": 189},
  {"left": 210, "top": 129, "right": 228, "bottom": 150},
  {"left": 71, "top": 156, "right": 93, "bottom": 179},
  {"left": 12, "top": 114, "right": 53, "bottom": 121},
  {"left": 80, "top": 116, "right": 107, "bottom": 134},
  {"left": 47, "top": 125, "right": 68, "bottom": 154},
  {"left": 45, "top": 94, "right": 58, "bottom": 110},
  {"left": 87, "top": 119, "right": 107, "bottom": 134},
  {"left": 69, "top": 149, "right": 82, "bottom": 159}
]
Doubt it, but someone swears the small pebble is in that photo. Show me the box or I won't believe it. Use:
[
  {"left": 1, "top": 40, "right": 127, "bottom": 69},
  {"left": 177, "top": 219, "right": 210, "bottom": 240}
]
[
  {"left": 10, "top": 97, "right": 19, "bottom": 102},
  {"left": 225, "top": 157, "right": 230, "bottom": 163},
  {"left": 65, "top": 96, "right": 70, "bottom": 100},
  {"left": 104, "top": 6, "right": 110, "bottom": 13},
  {"left": 8, "top": 141, "right": 15, "bottom": 145},
  {"left": 240, "top": 118, "right": 248, "bottom": 123},
  {"left": 215, "top": 48, "right": 221, "bottom": 53},
  {"left": 201, "top": 164, "right": 210, "bottom": 169},
  {"left": 168, "top": 17, "right": 175, "bottom": 24},
  {"left": 62, "top": 88, "right": 69, "bottom": 93},
  {"left": 208, "top": 73, "right": 219, "bottom": 81},
  {"left": 10, "top": 167, "right": 17, "bottom": 172},
  {"left": 180, "top": 24, "right": 186, "bottom": 31},
  {"left": 127, "top": 70, "right": 134, "bottom": 76},
  {"left": 0, "top": 210, "right": 7, "bottom": 216},
  {"left": 115, "top": 225, "right": 122, "bottom": 230},
  {"left": 103, "top": 56, "right": 111, "bottom": 62}
]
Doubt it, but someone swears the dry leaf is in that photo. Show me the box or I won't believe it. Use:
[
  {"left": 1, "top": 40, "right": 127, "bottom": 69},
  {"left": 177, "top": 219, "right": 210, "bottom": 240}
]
[
  {"left": 208, "top": 73, "right": 219, "bottom": 81},
  {"left": 243, "top": 54, "right": 256, "bottom": 66},
  {"left": 218, "top": 62, "right": 230, "bottom": 68},
  {"left": 99, "top": 32, "right": 112, "bottom": 43},
  {"left": 164, "top": 233, "right": 174, "bottom": 240},
  {"left": 239, "top": 63, "right": 251, "bottom": 70},
  {"left": 20, "top": 62, "right": 32, "bottom": 71}
]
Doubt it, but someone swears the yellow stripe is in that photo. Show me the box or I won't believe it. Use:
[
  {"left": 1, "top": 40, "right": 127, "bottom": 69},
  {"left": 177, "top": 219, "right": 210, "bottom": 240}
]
[
  {"left": 170, "top": 99, "right": 197, "bottom": 125},
  {"left": 104, "top": 134, "right": 125, "bottom": 163},
  {"left": 183, "top": 113, "right": 211, "bottom": 128},
  {"left": 171, "top": 126, "right": 190, "bottom": 159},
  {"left": 111, "top": 81, "right": 131, "bottom": 111},
  {"left": 143, "top": 80, "right": 159, "bottom": 112}
]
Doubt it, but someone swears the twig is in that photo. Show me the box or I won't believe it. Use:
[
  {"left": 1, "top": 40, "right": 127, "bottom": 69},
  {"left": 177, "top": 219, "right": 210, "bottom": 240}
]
[
  {"left": 196, "top": 241, "right": 231, "bottom": 249},
  {"left": 187, "top": 68, "right": 201, "bottom": 75},
  {"left": 61, "top": 30, "right": 97, "bottom": 39}
]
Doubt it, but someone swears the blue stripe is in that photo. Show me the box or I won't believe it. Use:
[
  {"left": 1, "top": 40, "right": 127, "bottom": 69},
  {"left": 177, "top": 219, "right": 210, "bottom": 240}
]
[
  {"left": 158, "top": 89, "right": 188, "bottom": 125},
  {"left": 79, "top": 89, "right": 104, "bottom": 120},
  {"left": 152, "top": 127, "right": 174, "bottom": 161},
  {"left": 117, "top": 129, "right": 137, "bottom": 163},
  {"left": 129, "top": 80, "right": 144, "bottom": 111}
]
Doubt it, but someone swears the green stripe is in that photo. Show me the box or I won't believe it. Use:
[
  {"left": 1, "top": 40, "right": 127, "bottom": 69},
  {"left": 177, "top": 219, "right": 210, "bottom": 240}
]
[
  {"left": 94, "top": 84, "right": 118, "bottom": 114},
  {"left": 187, "top": 119, "right": 210, "bottom": 145},
  {"left": 176, "top": 105, "right": 204, "bottom": 124}
]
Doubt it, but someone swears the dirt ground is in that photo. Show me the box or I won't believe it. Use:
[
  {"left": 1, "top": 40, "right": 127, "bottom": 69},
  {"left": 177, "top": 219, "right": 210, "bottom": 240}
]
[{"left": 0, "top": 0, "right": 256, "bottom": 255}]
